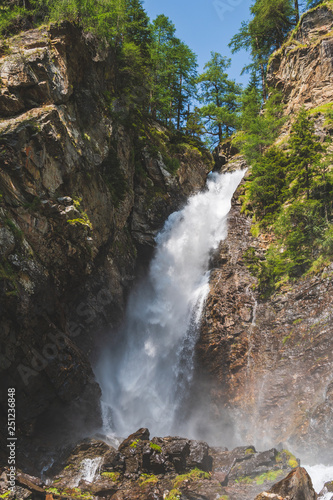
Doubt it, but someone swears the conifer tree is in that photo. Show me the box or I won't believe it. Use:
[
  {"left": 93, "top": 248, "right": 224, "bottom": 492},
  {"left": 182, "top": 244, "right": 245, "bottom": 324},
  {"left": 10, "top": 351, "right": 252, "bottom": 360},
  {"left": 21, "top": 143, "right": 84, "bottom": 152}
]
[
  {"left": 197, "top": 53, "right": 241, "bottom": 145},
  {"left": 288, "top": 107, "right": 324, "bottom": 199},
  {"left": 229, "top": 0, "right": 296, "bottom": 100}
]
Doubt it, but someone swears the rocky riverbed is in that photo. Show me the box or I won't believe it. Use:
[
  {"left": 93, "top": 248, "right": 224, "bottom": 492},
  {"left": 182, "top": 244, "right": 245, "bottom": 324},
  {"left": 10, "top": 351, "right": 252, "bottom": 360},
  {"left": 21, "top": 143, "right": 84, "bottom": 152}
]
[{"left": 1, "top": 428, "right": 329, "bottom": 500}]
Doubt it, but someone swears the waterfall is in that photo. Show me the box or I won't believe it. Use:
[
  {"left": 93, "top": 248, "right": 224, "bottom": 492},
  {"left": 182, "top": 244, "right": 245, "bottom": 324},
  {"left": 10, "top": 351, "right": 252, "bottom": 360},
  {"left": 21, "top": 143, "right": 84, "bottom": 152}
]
[{"left": 95, "top": 169, "right": 245, "bottom": 438}]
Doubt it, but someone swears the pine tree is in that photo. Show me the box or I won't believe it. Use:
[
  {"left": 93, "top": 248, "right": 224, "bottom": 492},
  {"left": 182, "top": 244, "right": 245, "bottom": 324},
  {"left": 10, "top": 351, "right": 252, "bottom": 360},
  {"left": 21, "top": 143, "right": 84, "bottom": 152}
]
[
  {"left": 149, "top": 15, "right": 197, "bottom": 128},
  {"left": 229, "top": 0, "right": 296, "bottom": 100},
  {"left": 197, "top": 53, "right": 241, "bottom": 145},
  {"left": 247, "top": 146, "right": 288, "bottom": 221},
  {"left": 288, "top": 107, "right": 325, "bottom": 199}
]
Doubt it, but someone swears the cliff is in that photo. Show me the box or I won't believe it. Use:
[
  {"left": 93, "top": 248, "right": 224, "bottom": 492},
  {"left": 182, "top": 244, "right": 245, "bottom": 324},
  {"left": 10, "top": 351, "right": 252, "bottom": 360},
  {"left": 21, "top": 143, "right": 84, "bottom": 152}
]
[
  {"left": 0, "top": 22, "right": 211, "bottom": 472},
  {"left": 195, "top": 5, "right": 333, "bottom": 465}
]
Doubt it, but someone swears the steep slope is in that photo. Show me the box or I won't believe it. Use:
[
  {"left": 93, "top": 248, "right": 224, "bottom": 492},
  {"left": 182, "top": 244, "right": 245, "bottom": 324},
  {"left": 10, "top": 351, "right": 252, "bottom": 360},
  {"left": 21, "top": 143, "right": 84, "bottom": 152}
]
[
  {"left": 0, "top": 22, "right": 211, "bottom": 472},
  {"left": 195, "top": 5, "right": 333, "bottom": 464}
]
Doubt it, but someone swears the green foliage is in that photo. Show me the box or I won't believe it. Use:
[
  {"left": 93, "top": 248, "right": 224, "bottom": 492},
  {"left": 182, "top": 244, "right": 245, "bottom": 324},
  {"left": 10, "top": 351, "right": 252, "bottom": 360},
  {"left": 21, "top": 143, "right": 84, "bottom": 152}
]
[
  {"left": 5, "top": 217, "right": 23, "bottom": 243},
  {"left": 0, "top": 1, "right": 29, "bottom": 37},
  {"left": 197, "top": 53, "right": 241, "bottom": 146},
  {"left": 288, "top": 107, "right": 325, "bottom": 198},
  {"left": 149, "top": 442, "right": 162, "bottom": 453},
  {"left": 235, "top": 469, "right": 284, "bottom": 485},
  {"left": 130, "top": 439, "right": 140, "bottom": 448},
  {"left": 276, "top": 450, "right": 298, "bottom": 468},
  {"left": 246, "top": 146, "right": 288, "bottom": 223},
  {"left": 165, "top": 490, "right": 182, "bottom": 500},
  {"left": 46, "top": 487, "right": 93, "bottom": 499},
  {"left": 173, "top": 468, "right": 210, "bottom": 489},
  {"left": 162, "top": 155, "right": 180, "bottom": 174},
  {"left": 235, "top": 88, "right": 286, "bottom": 164},
  {"left": 100, "top": 472, "right": 120, "bottom": 482},
  {"left": 67, "top": 197, "right": 92, "bottom": 229},
  {"left": 138, "top": 473, "right": 158, "bottom": 486},
  {"left": 255, "top": 469, "right": 285, "bottom": 485},
  {"left": 149, "top": 14, "right": 197, "bottom": 129},
  {"left": 229, "top": 0, "right": 297, "bottom": 98},
  {"left": 0, "top": 492, "right": 10, "bottom": 499},
  {"left": 46, "top": 488, "right": 61, "bottom": 495},
  {"left": 242, "top": 104, "right": 333, "bottom": 295}
]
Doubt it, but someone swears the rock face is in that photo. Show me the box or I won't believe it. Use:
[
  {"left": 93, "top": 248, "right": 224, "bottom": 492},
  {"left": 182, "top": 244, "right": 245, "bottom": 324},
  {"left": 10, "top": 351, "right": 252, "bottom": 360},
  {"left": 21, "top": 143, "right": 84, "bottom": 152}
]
[
  {"left": 0, "top": 23, "right": 210, "bottom": 472},
  {"left": 267, "top": 5, "right": 333, "bottom": 117},
  {"left": 0, "top": 430, "right": 310, "bottom": 500},
  {"left": 194, "top": 4, "right": 333, "bottom": 466}
]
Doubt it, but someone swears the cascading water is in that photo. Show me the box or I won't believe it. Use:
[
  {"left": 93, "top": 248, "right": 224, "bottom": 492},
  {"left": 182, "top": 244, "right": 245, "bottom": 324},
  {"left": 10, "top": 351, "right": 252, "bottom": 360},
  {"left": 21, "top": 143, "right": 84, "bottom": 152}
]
[{"left": 95, "top": 169, "right": 245, "bottom": 439}]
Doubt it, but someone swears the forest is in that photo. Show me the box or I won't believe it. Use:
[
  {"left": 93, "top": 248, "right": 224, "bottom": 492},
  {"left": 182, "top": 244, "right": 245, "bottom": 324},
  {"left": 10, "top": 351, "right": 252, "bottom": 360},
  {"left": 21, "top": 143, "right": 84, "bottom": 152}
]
[{"left": 1, "top": 0, "right": 333, "bottom": 296}]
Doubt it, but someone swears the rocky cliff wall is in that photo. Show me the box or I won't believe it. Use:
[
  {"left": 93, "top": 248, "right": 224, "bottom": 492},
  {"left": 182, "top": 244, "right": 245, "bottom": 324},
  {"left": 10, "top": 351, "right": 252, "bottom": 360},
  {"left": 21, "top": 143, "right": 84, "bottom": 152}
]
[
  {"left": 195, "top": 6, "right": 333, "bottom": 465},
  {"left": 0, "top": 22, "right": 210, "bottom": 472},
  {"left": 267, "top": 4, "right": 333, "bottom": 118}
]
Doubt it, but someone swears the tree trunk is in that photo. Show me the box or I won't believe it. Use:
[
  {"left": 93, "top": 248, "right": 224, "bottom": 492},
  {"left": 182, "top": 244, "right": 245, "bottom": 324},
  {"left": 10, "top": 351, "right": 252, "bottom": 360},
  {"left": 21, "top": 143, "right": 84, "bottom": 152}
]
[
  {"left": 255, "top": 37, "right": 267, "bottom": 102},
  {"left": 260, "top": 62, "right": 267, "bottom": 102},
  {"left": 177, "top": 74, "right": 182, "bottom": 131},
  {"left": 295, "top": 0, "right": 299, "bottom": 24}
]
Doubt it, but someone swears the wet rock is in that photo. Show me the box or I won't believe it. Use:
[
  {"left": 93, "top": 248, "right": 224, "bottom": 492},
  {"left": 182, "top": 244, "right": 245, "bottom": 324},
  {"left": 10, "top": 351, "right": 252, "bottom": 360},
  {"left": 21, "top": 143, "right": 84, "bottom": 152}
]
[
  {"left": 262, "top": 467, "right": 317, "bottom": 500},
  {"left": 164, "top": 438, "right": 191, "bottom": 473},
  {"left": 119, "top": 428, "right": 150, "bottom": 452},
  {"left": 319, "top": 480, "right": 333, "bottom": 499},
  {"left": 187, "top": 441, "right": 212, "bottom": 472}
]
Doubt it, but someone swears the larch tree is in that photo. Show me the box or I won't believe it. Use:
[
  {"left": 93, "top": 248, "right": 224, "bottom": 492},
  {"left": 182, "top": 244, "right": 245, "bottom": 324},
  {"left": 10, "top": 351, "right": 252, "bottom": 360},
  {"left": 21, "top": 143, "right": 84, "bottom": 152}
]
[{"left": 197, "top": 52, "right": 241, "bottom": 145}]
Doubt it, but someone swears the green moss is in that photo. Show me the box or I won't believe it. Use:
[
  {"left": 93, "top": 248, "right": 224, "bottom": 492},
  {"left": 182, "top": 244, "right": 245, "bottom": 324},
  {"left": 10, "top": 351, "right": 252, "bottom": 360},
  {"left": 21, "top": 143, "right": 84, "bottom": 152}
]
[
  {"left": 0, "top": 261, "right": 19, "bottom": 295},
  {"left": 245, "top": 448, "right": 255, "bottom": 455},
  {"left": 165, "top": 489, "right": 182, "bottom": 500},
  {"left": 255, "top": 469, "right": 285, "bottom": 485},
  {"left": 138, "top": 473, "right": 158, "bottom": 486},
  {"left": 46, "top": 487, "right": 94, "bottom": 499},
  {"left": 130, "top": 439, "right": 140, "bottom": 448},
  {"left": 236, "top": 469, "right": 285, "bottom": 486},
  {"left": 149, "top": 442, "right": 162, "bottom": 453},
  {"left": 0, "top": 492, "right": 11, "bottom": 499},
  {"left": 218, "top": 497, "right": 230, "bottom": 500},
  {"left": 235, "top": 476, "right": 254, "bottom": 484},
  {"left": 276, "top": 450, "right": 298, "bottom": 469},
  {"left": 101, "top": 472, "right": 120, "bottom": 482},
  {"left": 173, "top": 468, "right": 210, "bottom": 489},
  {"left": 46, "top": 488, "right": 61, "bottom": 495},
  {"left": 283, "top": 335, "right": 290, "bottom": 344},
  {"left": 162, "top": 154, "right": 180, "bottom": 174},
  {"left": 5, "top": 217, "right": 23, "bottom": 243}
]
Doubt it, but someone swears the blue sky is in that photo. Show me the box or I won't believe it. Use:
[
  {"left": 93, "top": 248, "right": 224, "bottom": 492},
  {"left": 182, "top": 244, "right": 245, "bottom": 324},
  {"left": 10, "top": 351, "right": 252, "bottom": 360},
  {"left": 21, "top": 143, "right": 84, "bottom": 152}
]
[{"left": 143, "top": 0, "right": 253, "bottom": 88}]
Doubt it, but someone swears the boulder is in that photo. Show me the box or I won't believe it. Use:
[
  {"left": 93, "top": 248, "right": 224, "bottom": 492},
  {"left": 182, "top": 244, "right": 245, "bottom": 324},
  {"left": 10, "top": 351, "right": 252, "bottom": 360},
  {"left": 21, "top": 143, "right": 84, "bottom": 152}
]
[
  {"left": 260, "top": 467, "right": 317, "bottom": 500},
  {"left": 319, "top": 480, "right": 333, "bottom": 499}
]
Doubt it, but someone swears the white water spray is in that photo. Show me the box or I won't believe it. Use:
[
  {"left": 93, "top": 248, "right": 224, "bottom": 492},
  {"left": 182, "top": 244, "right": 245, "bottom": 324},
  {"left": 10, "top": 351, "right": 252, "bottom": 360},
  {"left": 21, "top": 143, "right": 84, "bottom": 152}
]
[{"left": 95, "top": 170, "right": 245, "bottom": 438}]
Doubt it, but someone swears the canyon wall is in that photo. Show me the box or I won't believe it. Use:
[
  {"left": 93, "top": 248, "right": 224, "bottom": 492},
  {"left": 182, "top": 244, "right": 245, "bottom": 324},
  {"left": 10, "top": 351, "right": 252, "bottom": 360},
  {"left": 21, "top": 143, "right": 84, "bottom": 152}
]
[
  {"left": 0, "top": 22, "right": 210, "bottom": 472},
  {"left": 195, "top": 5, "right": 333, "bottom": 464}
]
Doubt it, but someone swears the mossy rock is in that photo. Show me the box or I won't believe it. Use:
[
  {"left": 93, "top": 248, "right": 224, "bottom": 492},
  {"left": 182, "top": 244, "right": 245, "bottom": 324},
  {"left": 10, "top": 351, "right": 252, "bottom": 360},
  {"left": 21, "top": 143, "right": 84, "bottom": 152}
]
[
  {"left": 276, "top": 450, "right": 299, "bottom": 469},
  {"left": 173, "top": 468, "right": 210, "bottom": 489}
]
